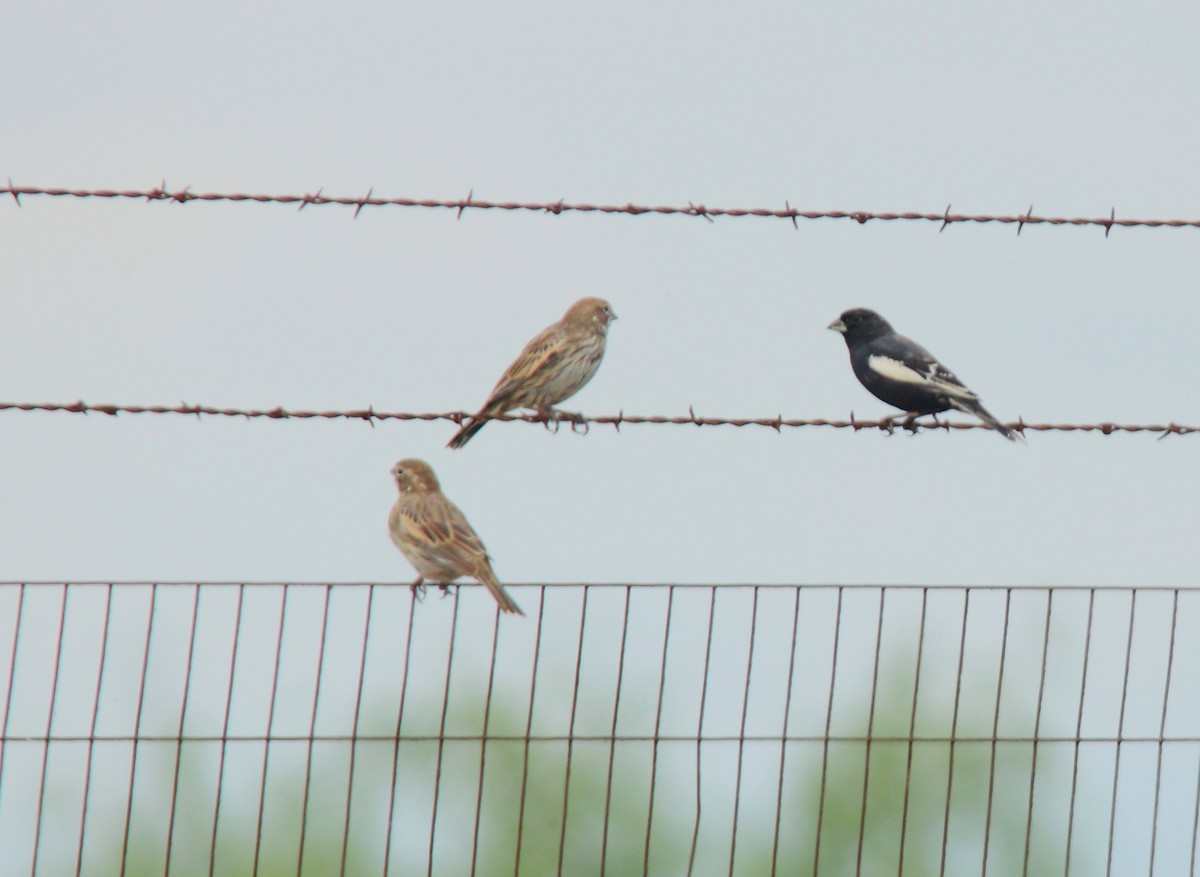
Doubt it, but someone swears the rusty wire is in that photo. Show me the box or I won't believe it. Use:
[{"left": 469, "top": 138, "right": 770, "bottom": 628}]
[
  {"left": 0, "top": 582, "right": 1197, "bottom": 877},
  {"left": 3, "top": 182, "right": 1199, "bottom": 236},
  {"left": 2, "top": 398, "right": 1198, "bottom": 438}
]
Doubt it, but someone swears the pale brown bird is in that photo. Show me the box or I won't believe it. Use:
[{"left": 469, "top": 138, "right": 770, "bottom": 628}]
[
  {"left": 387, "top": 458, "right": 524, "bottom": 615},
  {"left": 447, "top": 297, "right": 617, "bottom": 449}
]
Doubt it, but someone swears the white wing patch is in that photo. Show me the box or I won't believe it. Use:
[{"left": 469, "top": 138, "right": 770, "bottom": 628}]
[{"left": 867, "top": 355, "right": 977, "bottom": 401}]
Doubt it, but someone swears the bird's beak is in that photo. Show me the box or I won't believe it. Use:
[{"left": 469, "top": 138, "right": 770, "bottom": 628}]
[
  {"left": 609, "top": 310, "right": 618, "bottom": 321},
  {"left": 827, "top": 319, "right": 847, "bottom": 333}
]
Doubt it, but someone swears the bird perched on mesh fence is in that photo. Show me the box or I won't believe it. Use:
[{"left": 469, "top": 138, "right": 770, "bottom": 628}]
[
  {"left": 447, "top": 297, "right": 617, "bottom": 449},
  {"left": 828, "top": 307, "right": 1017, "bottom": 441},
  {"left": 388, "top": 458, "right": 524, "bottom": 615}
]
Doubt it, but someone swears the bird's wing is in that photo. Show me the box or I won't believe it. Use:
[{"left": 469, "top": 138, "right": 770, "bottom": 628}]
[
  {"left": 395, "top": 496, "right": 492, "bottom": 570},
  {"left": 483, "top": 323, "right": 567, "bottom": 410},
  {"left": 866, "top": 336, "right": 979, "bottom": 402}
]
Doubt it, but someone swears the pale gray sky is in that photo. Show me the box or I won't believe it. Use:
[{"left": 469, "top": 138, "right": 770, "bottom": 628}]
[{"left": 4, "top": 3, "right": 1200, "bottom": 588}]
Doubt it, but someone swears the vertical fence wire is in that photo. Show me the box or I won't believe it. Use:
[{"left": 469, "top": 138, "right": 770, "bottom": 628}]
[
  {"left": 1063, "top": 588, "right": 1095, "bottom": 877},
  {"left": 641, "top": 585, "right": 677, "bottom": 877},
  {"left": 295, "top": 585, "right": 333, "bottom": 876},
  {"left": 338, "top": 584, "right": 377, "bottom": 877},
  {"left": 686, "top": 585, "right": 718, "bottom": 877},
  {"left": 118, "top": 584, "right": 158, "bottom": 877},
  {"left": 896, "top": 587, "right": 930, "bottom": 876},
  {"left": 29, "top": 586, "right": 68, "bottom": 877},
  {"left": 1106, "top": 591, "right": 1139, "bottom": 877},
  {"left": 727, "top": 586, "right": 761, "bottom": 877},
  {"left": 811, "top": 585, "right": 845, "bottom": 877},
  {"left": 1021, "top": 590, "right": 1055, "bottom": 877},
  {"left": 980, "top": 588, "right": 1014, "bottom": 877},
  {"left": 469, "top": 605, "right": 504, "bottom": 877},
  {"left": 1, "top": 582, "right": 1199, "bottom": 877},
  {"left": 425, "top": 594, "right": 462, "bottom": 877},
  {"left": 768, "top": 587, "right": 802, "bottom": 877},
  {"left": 162, "top": 585, "right": 201, "bottom": 877},
  {"left": 381, "top": 590, "right": 418, "bottom": 877},
  {"left": 555, "top": 587, "right": 591, "bottom": 877},
  {"left": 1149, "top": 590, "right": 1181, "bottom": 877},
  {"left": 73, "top": 583, "right": 113, "bottom": 877},
  {"left": 938, "top": 589, "right": 972, "bottom": 877},
  {"left": 207, "top": 583, "right": 246, "bottom": 877},
  {"left": 0, "top": 584, "right": 25, "bottom": 797},
  {"left": 1192, "top": 740, "right": 1200, "bottom": 877},
  {"left": 854, "top": 588, "right": 887, "bottom": 877},
  {"left": 250, "top": 587, "right": 290, "bottom": 877},
  {"left": 599, "top": 586, "right": 632, "bottom": 877},
  {"left": 512, "top": 585, "right": 548, "bottom": 877}
]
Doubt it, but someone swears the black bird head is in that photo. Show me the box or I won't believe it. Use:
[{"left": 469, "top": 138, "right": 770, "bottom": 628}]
[{"left": 827, "top": 308, "right": 895, "bottom": 345}]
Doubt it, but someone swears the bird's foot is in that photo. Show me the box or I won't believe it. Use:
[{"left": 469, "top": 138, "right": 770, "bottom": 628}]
[
  {"left": 536, "top": 408, "right": 562, "bottom": 434},
  {"left": 410, "top": 579, "right": 428, "bottom": 602},
  {"left": 437, "top": 583, "right": 459, "bottom": 601},
  {"left": 901, "top": 413, "right": 939, "bottom": 435},
  {"left": 540, "top": 408, "right": 589, "bottom": 435}
]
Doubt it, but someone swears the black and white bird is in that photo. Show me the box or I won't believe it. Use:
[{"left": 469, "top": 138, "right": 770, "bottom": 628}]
[{"left": 827, "top": 308, "right": 1017, "bottom": 440}]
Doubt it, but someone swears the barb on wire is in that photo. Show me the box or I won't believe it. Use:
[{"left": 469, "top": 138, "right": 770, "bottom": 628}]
[
  {"left": 353, "top": 186, "right": 374, "bottom": 220},
  {"left": 5, "top": 182, "right": 1200, "bottom": 234},
  {"left": 1, "top": 399, "right": 1198, "bottom": 438},
  {"left": 1017, "top": 204, "right": 1033, "bottom": 236}
]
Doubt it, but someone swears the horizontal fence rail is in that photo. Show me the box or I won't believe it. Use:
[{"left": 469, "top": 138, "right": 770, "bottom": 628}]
[
  {"left": 0, "top": 582, "right": 1197, "bottom": 877},
  {"left": 3, "top": 400, "right": 1198, "bottom": 439},
  {"left": 4, "top": 183, "right": 1199, "bottom": 236}
]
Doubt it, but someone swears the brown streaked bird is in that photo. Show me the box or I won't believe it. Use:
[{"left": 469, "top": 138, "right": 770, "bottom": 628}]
[
  {"left": 388, "top": 458, "right": 524, "bottom": 615},
  {"left": 447, "top": 297, "right": 617, "bottom": 449}
]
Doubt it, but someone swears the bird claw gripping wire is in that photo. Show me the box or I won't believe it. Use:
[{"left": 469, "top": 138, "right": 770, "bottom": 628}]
[
  {"left": 561, "top": 409, "right": 590, "bottom": 435},
  {"left": 537, "top": 408, "right": 588, "bottom": 435},
  {"left": 900, "top": 413, "right": 946, "bottom": 435},
  {"left": 410, "top": 578, "right": 428, "bottom": 602},
  {"left": 437, "top": 584, "right": 459, "bottom": 601}
]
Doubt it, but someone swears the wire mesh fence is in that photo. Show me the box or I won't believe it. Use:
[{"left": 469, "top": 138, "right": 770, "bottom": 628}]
[{"left": 0, "top": 582, "right": 1196, "bottom": 877}]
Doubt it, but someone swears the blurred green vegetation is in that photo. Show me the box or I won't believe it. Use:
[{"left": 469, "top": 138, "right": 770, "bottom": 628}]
[{"left": 58, "top": 650, "right": 1093, "bottom": 877}]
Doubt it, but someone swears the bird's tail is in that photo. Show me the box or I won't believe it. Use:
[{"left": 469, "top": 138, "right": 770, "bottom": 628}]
[
  {"left": 447, "top": 417, "right": 486, "bottom": 449},
  {"left": 953, "top": 400, "right": 1019, "bottom": 442},
  {"left": 477, "top": 568, "right": 525, "bottom": 616}
]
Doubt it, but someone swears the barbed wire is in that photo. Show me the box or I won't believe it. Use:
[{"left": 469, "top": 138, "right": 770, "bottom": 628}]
[
  {"left": 2, "top": 398, "right": 1197, "bottom": 438},
  {"left": 4, "top": 181, "right": 1199, "bottom": 235}
]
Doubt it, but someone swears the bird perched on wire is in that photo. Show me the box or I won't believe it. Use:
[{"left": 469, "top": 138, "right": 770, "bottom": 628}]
[
  {"left": 447, "top": 297, "right": 617, "bottom": 449},
  {"left": 827, "top": 308, "right": 1017, "bottom": 440},
  {"left": 388, "top": 458, "right": 524, "bottom": 615}
]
